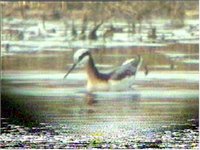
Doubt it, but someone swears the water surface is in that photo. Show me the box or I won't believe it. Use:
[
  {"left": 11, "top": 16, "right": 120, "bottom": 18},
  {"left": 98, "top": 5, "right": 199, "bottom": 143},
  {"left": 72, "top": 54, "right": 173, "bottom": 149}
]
[{"left": 1, "top": 45, "right": 199, "bottom": 149}]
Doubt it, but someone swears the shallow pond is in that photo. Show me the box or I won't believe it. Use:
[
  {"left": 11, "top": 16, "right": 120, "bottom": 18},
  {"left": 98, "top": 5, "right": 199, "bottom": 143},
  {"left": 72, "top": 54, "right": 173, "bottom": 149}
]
[{"left": 1, "top": 44, "right": 199, "bottom": 149}]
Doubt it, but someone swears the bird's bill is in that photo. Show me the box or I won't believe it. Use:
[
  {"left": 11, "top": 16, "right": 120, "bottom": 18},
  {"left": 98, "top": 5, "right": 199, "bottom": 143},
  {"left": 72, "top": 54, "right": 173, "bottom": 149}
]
[{"left": 63, "top": 62, "right": 78, "bottom": 79}]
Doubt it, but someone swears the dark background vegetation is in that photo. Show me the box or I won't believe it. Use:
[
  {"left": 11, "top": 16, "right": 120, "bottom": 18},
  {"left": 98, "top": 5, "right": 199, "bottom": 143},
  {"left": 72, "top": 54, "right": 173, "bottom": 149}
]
[{"left": 1, "top": 1, "right": 199, "bottom": 27}]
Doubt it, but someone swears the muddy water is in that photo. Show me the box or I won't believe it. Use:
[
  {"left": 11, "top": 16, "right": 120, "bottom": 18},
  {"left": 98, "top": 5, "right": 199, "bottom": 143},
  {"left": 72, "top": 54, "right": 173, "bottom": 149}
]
[{"left": 1, "top": 46, "right": 199, "bottom": 149}]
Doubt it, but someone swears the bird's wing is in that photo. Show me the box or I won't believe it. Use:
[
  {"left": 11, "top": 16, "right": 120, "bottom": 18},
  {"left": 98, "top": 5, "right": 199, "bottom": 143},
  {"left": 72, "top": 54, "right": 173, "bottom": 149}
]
[{"left": 110, "top": 56, "right": 142, "bottom": 80}]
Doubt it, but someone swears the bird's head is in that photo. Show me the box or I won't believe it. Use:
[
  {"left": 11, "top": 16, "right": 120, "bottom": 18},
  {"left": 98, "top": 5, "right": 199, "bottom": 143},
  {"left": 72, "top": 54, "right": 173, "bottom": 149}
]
[
  {"left": 73, "top": 49, "right": 90, "bottom": 65},
  {"left": 64, "top": 49, "right": 90, "bottom": 79}
]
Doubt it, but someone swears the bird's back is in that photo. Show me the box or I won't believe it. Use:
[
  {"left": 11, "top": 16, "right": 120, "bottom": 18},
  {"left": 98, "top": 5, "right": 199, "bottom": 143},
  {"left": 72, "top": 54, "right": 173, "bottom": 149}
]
[
  {"left": 110, "top": 55, "right": 142, "bottom": 81},
  {"left": 108, "top": 55, "right": 143, "bottom": 91}
]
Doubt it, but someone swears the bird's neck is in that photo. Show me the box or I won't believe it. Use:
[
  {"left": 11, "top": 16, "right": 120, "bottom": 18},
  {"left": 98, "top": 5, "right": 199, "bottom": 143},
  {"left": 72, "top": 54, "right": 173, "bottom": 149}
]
[
  {"left": 85, "top": 56, "right": 109, "bottom": 91},
  {"left": 85, "top": 56, "right": 100, "bottom": 82}
]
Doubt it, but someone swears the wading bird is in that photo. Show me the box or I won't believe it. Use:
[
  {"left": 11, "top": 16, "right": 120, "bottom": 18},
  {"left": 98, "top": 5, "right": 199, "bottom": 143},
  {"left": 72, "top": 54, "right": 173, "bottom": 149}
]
[{"left": 64, "top": 49, "right": 142, "bottom": 91}]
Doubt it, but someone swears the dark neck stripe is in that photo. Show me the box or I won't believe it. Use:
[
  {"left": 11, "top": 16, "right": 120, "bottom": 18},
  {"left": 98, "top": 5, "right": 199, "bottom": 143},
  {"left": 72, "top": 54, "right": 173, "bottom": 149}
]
[{"left": 79, "top": 51, "right": 90, "bottom": 61}]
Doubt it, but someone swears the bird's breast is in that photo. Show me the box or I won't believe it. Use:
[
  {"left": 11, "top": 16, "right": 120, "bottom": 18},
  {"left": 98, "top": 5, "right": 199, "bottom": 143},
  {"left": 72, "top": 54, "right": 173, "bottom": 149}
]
[{"left": 87, "top": 79, "right": 109, "bottom": 91}]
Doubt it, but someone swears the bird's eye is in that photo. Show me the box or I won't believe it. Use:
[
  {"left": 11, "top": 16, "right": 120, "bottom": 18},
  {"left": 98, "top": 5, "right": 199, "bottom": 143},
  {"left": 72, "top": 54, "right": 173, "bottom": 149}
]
[{"left": 78, "top": 55, "right": 84, "bottom": 61}]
